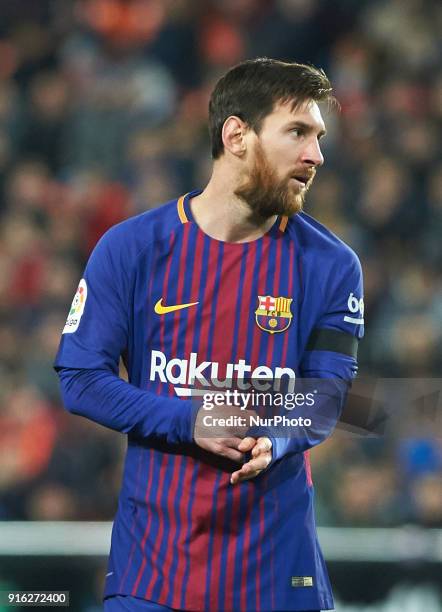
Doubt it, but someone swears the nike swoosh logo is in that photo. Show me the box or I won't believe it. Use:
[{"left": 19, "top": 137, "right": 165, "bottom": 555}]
[{"left": 154, "top": 298, "right": 199, "bottom": 315}]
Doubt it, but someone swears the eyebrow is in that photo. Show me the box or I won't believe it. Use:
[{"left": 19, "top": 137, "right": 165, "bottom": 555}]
[{"left": 286, "top": 120, "right": 327, "bottom": 138}]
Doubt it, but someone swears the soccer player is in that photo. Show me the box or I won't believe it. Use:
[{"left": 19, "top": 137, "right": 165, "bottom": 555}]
[{"left": 55, "top": 58, "right": 364, "bottom": 611}]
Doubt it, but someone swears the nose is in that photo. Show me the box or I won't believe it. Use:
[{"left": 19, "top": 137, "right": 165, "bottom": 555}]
[{"left": 301, "top": 137, "right": 324, "bottom": 167}]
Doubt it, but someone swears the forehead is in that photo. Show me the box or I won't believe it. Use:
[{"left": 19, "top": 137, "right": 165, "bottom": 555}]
[{"left": 262, "top": 99, "right": 326, "bottom": 132}]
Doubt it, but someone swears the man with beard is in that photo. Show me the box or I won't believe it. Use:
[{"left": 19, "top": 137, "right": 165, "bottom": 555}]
[{"left": 55, "top": 59, "right": 364, "bottom": 611}]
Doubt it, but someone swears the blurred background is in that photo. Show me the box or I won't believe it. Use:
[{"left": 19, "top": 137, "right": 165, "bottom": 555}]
[{"left": 0, "top": 0, "right": 440, "bottom": 610}]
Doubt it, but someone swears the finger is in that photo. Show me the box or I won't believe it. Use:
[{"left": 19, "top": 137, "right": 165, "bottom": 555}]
[
  {"left": 230, "top": 465, "right": 262, "bottom": 484},
  {"left": 221, "top": 447, "right": 246, "bottom": 463},
  {"left": 237, "top": 436, "right": 256, "bottom": 452},
  {"left": 251, "top": 445, "right": 260, "bottom": 458},
  {"left": 223, "top": 437, "right": 245, "bottom": 449},
  {"left": 251, "top": 436, "right": 272, "bottom": 457},
  {"left": 230, "top": 452, "right": 272, "bottom": 484},
  {"left": 230, "top": 466, "right": 259, "bottom": 485},
  {"left": 230, "top": 459, "right": 255, "bottom": 484},
  {"left": 215, "top": 438, "right": 247, "bottom": 462},
  {"left": 245, "top": 453, "right": 272, "bottom": 473},
  {"left": 257, "top": 436, "right": 272, "bottom": 451},
  {"left": 247, "top": 451, "right": 272, "bottom": 472}
]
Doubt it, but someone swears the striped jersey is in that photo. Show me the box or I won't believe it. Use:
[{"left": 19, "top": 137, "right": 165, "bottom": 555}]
[{"left": 55, "top": 190, "right": 364, "bottom": 611}]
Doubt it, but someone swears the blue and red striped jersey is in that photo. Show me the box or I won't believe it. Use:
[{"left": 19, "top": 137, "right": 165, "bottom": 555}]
[{"left": 55, "top": 190, "right": 364, "bottom": 611}]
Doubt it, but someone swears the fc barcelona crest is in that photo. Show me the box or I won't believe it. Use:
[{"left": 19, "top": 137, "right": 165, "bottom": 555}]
[{"left": 255, "top": 295, "right": 293, "bottom": 334}]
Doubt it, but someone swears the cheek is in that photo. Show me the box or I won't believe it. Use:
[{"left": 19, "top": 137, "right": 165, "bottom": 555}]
[
  {"left": 269, "top": 139, "right": 300, "bottom": 168},
  {"left": 258, "top": 135, "right": 298, "bottom": 178}
]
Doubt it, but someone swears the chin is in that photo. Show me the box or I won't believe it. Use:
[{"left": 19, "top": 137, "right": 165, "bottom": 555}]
[
  {"left": 282, "top": 194, "right": 304, "bottom": 217},
  {"left": 285, "top": 204, "right": 303, "bottom": 217}
]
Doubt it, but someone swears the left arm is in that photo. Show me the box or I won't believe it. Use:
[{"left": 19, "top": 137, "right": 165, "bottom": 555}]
[
  {"left": 271, "top": 250, "right": 364, "bottom": 463},
  {"left": 232, "top": 250, "right": 364, "bottom": 481}
]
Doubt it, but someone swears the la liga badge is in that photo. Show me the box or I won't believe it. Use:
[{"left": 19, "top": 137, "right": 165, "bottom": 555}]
[
  {"left": 255, "top": 295, "right": 293, "bottom": 334},
  {"left": 63, "top": 279, "right": 87, "bottom": 334}
]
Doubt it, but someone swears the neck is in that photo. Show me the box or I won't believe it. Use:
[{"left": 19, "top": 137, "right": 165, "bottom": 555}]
[{"left": 190, "top": 163, "right": 277, "bottom": 243}]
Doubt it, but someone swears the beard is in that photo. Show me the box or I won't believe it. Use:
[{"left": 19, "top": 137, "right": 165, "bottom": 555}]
[{"left": 234, "top": 141, "right": 314, "bottom": 221}]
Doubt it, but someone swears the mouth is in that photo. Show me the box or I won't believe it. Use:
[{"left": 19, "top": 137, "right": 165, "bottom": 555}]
[{"left": 291, "top": 175, "right": 309, "bottom": 188}]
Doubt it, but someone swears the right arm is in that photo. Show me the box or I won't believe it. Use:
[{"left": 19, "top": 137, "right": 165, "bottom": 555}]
[
  {"left": 57, "top": 366, "right": 195, "bottom": 445},
  {"left": 54, "top": 226, "right": 195, "bottom": 445},
  {"left": 54, "top": 225, "right": 251, "bottom": 461}
]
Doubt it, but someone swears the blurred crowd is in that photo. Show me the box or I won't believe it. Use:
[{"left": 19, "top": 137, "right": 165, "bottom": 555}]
[{"left": 0, "top": 0, "right": 441, "bottom": 526}]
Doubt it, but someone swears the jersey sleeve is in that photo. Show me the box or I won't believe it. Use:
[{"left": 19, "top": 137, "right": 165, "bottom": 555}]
[
  {"left": 301, "top": 247, "right": 364, "bottom": 379},
  {"left": 54, "top": 226, "right": 195, "bottom": 445},
  {"left": 269, "top": 249, "right": 364, "bottom": 463},
  {"left": 54, "top": 226, "right": 130, "bottom": 373}
]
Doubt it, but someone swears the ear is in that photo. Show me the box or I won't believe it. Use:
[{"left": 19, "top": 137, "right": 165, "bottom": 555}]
[{"left": 221, "top": 116, "right": 247, "bottom": 157}]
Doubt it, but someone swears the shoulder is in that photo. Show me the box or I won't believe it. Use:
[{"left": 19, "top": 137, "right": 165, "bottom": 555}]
[
  {"left": 91, "top": 197, "right": 184, "bottom": 262},
  {"left": 287, "top": 214, "right": 364, "bottom": 339},
  {"left": 287, "top": 211, "right": 362, "bottom": 275}
]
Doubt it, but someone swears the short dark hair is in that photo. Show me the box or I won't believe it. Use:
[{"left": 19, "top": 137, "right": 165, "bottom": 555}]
[{"left": 208, "top": 58, "right": 333, "bottom": 159}]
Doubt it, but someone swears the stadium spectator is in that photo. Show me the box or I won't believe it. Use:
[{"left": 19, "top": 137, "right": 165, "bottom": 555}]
[{"left": 0, "top": 0, "right": 440, "bottom": 528}]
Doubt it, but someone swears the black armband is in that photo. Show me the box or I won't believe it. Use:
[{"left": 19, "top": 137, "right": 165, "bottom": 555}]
[{"left": 306, "top": 328, "right": 359, "bottom": 358}]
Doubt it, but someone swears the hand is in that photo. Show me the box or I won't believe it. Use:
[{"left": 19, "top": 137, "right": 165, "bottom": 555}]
[
  {"left": 230, "top": 437, "right": 272, "bottom": 484},
  {"left": 194, "top": 405, "right": 257, "bottom": 463}
]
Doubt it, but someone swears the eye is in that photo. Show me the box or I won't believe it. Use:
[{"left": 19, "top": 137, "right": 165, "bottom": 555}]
[{"left": 290, "top": 128, "right": 304, "bottom": 137}]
